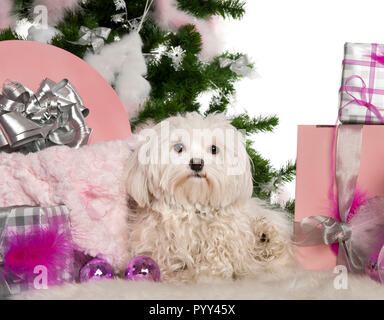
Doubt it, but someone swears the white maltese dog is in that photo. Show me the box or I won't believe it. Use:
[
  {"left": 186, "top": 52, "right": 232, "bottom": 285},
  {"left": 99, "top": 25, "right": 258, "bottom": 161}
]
[{"left": 125, "top": 112, "right": 295, "bottom": 282}]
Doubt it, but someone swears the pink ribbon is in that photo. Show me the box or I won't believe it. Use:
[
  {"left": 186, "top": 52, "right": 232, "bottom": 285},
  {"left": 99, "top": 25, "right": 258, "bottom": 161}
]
[
  {"left": 339, "top": 43, "right": 384, "bottom": 123},
  {"left": 331, "top": 73, "right": 384, "bottom": 214},
  {"left": 296, "top": 44, "right": 384, "bottom": 272},
  {"left": 332, "top": 44, "right": 384, "bottom": 218},
  {"left": 339, "top": 75, "right": 384, "bottom": 124}
]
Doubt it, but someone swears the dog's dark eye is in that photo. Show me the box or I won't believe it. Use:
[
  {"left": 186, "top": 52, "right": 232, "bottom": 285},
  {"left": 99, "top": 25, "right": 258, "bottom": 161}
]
[
  {"left": 174, "top": 143, "right": 184, "bottom": 153},
  {"left": 210, "top": 145, "right": 219, "bottom": 155}
]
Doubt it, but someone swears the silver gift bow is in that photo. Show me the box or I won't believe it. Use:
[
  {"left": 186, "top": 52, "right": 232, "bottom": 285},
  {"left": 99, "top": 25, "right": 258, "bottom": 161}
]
[
  {"left": 219, "top": 55, "right": 254, "bottom": 77},
  {"left": 294, "top": 215, "right": 364, "bottom": 273},
  {"left": 69, "top": 26, "right": 111, "bottom": 54},
  {"left": 294, "top": 125, "right": 366, "bottom": 273},
  {"left": 0, "top": 78, "right": 92, "bottom": 153}
]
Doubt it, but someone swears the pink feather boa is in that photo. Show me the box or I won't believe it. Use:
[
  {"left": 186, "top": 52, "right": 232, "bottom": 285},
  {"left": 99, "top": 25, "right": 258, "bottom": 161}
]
[
  {"left": 32, "top": 0, "right": 81, "bottom": 26},
  {"left": 329, "top": 188, "right": 369, "bottom": 255},
  {"left": 153, "top": 0, "right": 222, "bottom": 60}
]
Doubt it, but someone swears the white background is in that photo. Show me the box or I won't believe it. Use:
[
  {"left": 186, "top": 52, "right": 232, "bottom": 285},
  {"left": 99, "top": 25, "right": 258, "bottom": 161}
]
[{"left": 221, "top": 0, "right": 384, "bottom": 200}]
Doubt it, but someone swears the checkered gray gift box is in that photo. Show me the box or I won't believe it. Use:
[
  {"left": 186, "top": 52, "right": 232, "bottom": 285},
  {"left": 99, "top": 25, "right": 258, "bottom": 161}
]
[
  {"left": 339, "top": 42, "right": 384, "bottom": 124},
  {"left": 0, "top": 205, "right": 74, "bottom": 297}
]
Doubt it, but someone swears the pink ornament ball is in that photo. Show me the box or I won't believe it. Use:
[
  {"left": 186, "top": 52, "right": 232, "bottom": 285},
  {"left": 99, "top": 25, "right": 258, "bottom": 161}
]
[
  {"left": 125, "top": 256, "right": 160, "bottom": 282},
  {"left": 79, "top": 257, "right": 114, "bottom": 283}
]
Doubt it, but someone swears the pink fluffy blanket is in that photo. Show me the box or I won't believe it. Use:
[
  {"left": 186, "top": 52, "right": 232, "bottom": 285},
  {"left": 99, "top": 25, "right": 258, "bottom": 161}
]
[{"left": 0, "top": 138, "right": 138, "bottom": 271}]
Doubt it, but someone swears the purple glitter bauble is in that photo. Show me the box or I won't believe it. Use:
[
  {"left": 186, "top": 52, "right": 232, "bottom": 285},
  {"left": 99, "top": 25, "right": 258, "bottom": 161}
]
[
  {"left": 365, "top": 248, "right": 384, "bottom": 283},
  {"left": 125, "top": 256, "right": 160, "bottom": 282},
  {"left": 79, "top": 258, "right": 114, "bottom": 283}
]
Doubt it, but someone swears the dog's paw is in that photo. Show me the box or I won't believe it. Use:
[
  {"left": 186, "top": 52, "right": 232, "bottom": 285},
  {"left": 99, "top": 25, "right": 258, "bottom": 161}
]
[{"left": 251, "top": 217, "right": 289, "bottom": 262}]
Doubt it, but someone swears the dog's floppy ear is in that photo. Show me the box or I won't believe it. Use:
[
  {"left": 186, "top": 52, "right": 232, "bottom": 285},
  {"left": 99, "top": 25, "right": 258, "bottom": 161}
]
[{"left": 125, "top": 147, "right": 151, "bottom": 208}]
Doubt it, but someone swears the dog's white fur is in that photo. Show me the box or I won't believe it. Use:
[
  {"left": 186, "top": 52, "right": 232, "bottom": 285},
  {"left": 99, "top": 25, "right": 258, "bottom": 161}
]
[{"left": 124, "top": 112, "right": 295, "bottom": 282}]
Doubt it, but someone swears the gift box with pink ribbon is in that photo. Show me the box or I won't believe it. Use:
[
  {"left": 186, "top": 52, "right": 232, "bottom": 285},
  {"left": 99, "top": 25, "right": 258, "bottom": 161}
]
[
  {"left": 294, "top": 42, "right": 384, "bottom": 283},
  {"left": 339, "top": 42, "right": 384, "bottom": 124},
  {"left": 294, "top": 125, "right": 384, "bottom": 278}
]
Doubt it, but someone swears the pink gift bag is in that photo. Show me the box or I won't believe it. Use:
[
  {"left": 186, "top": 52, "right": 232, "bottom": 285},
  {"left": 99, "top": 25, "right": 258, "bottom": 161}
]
[
  {"left": 295, "top": 125, "right": 384, "bottom": 270},
  {"left": 0, "top": 40, "right": 131, "bottom": 144}
]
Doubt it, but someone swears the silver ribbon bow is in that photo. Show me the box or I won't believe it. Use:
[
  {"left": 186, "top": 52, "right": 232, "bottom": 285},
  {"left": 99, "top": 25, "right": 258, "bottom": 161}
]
[
  {"left": 294, "top": 215, "right": 364, "bottom": 272},
  {"left": 0, "top": 78, "right": 92, "bottom": 153},
  {"left": 69, "top": 26, "right": 111, "bottom": 54},
  {"left": 294, "top": 125, "right": 366, "bottom": 273},
  {"left": 219, "top": 54, "right": 254, "bottom": 77}
]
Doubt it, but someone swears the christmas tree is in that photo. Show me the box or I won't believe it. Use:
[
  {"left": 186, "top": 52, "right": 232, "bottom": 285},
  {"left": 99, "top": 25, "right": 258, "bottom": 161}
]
[{"left": 0, "top": 0, "right": 296, "bottom": 211}]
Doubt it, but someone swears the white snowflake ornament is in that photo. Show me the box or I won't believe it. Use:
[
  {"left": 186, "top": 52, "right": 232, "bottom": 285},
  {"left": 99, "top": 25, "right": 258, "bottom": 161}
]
[
  {"left": 167, "top": 46, "right": 185, "bottom": 70},
  {"left": 114, "top": 0, "right": 126, "bottom": 10}
]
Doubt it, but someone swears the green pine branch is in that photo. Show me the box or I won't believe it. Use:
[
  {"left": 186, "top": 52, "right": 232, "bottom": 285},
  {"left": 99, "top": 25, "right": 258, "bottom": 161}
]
[
  {"left": 274, "top": 161, "right": 296, "bottom": 185},
  {"left": 0, "top": 29, "right": 20, "bottom": 41},
  {"left": 47, "top": 1, "right": 167, "bottom": 58},
  {"left": 133, "top": 25, "right": 245, "bottom": 129},
  {"left": 284, "top": 199, "right": 295, "bottom": 215},
  {"left": 246, "top": 140, "right": 296, "bottom": 198},
  {"left": 12, "top": 0, "right": 34, "bottom": 19},
  {"left": 177, "top": 0, "right": 246, "bottom": 19},
  {"left": 204, "top": 94, "right": 230, "bottom": 114},
  {"left": 231, "top": 114, "right": 279, "bottom": 134}
]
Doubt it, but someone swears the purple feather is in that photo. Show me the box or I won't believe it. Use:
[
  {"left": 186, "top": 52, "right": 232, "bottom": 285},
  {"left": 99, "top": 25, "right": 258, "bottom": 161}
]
[
  {"left": 329, "top": 188, "right": 369, "bottom": 255},
  {"left": 3, "top": 221, "right": 74, "bottom": 286}
]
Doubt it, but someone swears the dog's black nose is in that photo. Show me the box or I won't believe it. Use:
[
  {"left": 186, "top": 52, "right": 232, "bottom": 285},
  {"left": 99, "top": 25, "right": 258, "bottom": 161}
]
[{"left": 189, "top": 158, "right": 204, "bottom": 172}]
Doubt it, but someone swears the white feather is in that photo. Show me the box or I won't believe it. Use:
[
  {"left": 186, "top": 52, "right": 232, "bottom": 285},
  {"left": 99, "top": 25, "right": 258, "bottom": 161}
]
[
  {"left": 26, "top": 25, "right": 61, "bottom": 43},
  {"left": 85, "top": 32, "right": 151, "bottom": 119}
]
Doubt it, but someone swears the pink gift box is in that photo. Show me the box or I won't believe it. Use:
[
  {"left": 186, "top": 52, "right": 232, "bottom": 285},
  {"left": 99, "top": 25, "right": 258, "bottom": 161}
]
[
  {"left": 295, "top": 125, "right": 384, "bottom": 270},
  {"left": 0, "top": 40, "right": 131, "bottom": 144}
]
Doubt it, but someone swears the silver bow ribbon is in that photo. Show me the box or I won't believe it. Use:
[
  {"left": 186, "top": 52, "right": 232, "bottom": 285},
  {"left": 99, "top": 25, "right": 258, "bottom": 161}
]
[
  {"left": 219, "top": 54, "right": 255, "bottom": 77},
  {"left": 0, "top": 78, "right": 92, "bottom": 153},
  {"left": 294, "top": 125, "right": 366, "bottom": 273},
  {"left": 69, "top": 26, "right": 111, "bottom": 54},
  {"left": 294, "top": 215, "right": 364, "bottom": 272}
]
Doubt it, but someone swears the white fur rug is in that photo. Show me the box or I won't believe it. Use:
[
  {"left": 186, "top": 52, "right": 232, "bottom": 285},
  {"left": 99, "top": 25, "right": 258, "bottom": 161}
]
[{"left": 12, "top": 268, "right": 384, "bottom": 300}]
